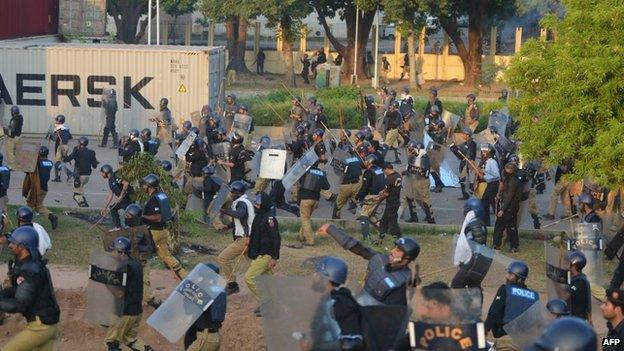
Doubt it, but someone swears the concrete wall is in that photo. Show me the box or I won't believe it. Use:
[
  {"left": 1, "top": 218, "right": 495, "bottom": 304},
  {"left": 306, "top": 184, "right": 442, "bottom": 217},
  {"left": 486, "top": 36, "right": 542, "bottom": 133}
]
[{"left": 59, "top": 0, "right": 107, "bottom": 37}]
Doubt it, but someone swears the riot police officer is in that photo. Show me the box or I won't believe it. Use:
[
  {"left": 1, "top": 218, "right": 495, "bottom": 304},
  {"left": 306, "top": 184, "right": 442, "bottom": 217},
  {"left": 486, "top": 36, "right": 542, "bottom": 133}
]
[
  {"left": 119, "top": 129, "right": 144, "bottom": 163},
  {"left": 217, "top": 180, "right": 254, "bottom": 295},
  {"left": 0, "top": 226, "right": 60, "bottom": 350},
  {"left": 289, "top": 96, "right": 306, "bottom": 139},
  {"left": 310, "top": 104, "right": 327, "bottom": 133},
  {"left": 546, "top": 298, "right": 570, "bottom": 319},
  {"left": 219, "top": 131, "right": 250, "bottom": 184},
  {"left": 100, "top": 164, "right": 133, "bottom": 230},
  {"left": 104, "top": 236, "right": 154, "bottom": 351},
  {"left": 0, "top": 153, "right": 9, "bottom": 215},
  {"left": 378, "top": 163, "right": 402, "bottom": 240},
  {"left": 155, "top": 97, "right": 173, "bottom": 150},
  {"left": 141, "top": 128, "right": 160, "bottom": 156},
  {"left": 24, "top": 146, "right": 58, "bottom": 229},
  {"left": 318, "top": 223, "right": 419, "bottom": 306},
  {"left": 492, "top": 162, "right": 523, "bottom": 252},
  {"left": 568, "top": 250, "right": 591, "bottom": 321},
  {"left": 577, "top": 192, "right": 602, "bottom": 224},
  {"left": 206, "top": 115, "right": 222, "bottom": 145},
  {"left": 400, "top": 141, "right": 435, "bottom": 224},
  {"left": 223, "top": 93, "right": 238, "bottom": 132},
  {"left": 427, "top": 119, "right": 447, "bottom": 192},
  {"left": 184, "top": 138, "right": 209, "bottom": 196},
  {"left": 450, "top": 127, "right": 477, "bottom": 200},
  {"left": 485, "top": 261, "right": 540, "bottom": 350},
  {"left": 332, "top": 150, "right": 362, "bottom": 220},
  {"left": 198, "top": 165, "right": 221, "bottom": 225},
  {"left": 384, "top": 101, "right": 403, "bottom": 164},
  {"left": 141, "top": 174, "right": 188, "bottom": 280},
  {"left": 50, "top": 114, "right": 73, "bottom": 182},
  {"left": 64, "top": 136, "right": 99, "bottom": 207},
  {"left": 451, "top": 198, "right": 488, "bottom": 290},
  {"left": 477, "top": 143, "right": 501, "bottom": 226},
  {"left": 297, "top": 166, "right": 330, "bottom": 246},
  {"left": 525, "top": 317, "right": 596, "bottom": 351},
  {"left": 6, "top": 105, "right": 23, "bottom": 168},
  {"left": 99, "top": 88, "right": 119, "bottom": 148},
  {"left": 356, "top": 154, "right": 385, "bottom": 240},
  {"left": 14, "top": 206, "right": 52, "bottom": 257}
]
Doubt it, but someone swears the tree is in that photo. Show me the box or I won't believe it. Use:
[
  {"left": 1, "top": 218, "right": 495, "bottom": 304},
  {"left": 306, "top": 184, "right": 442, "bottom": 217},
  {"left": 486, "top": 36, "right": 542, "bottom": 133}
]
[
  {"left": 420, "top": 0, "right": 516, "bottom": 86},
  {"left": 312, "top": 0, "right": 379, "bottom": 78},
  {"left": 198, "top": 0, "right": 257, "bottom": 73},
  {"left": 505, "top": 0, "right": 624, "bottom": 188},
  {"left": 107, "top": 0, "right": 151, "bottom": 43},
  {"left": 259, "top": 0, "right": 313, "bottom": 87},
  {"left": 161, "top": 0, "right": 198, "bottom": 44}
]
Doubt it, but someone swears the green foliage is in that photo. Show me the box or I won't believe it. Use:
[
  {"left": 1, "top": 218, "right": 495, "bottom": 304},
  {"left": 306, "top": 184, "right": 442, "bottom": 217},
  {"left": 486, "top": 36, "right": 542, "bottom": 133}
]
[
  {"left": 259, "top": 0, "right": 312, "bottom": 42},
  {"left": 505, "top": 0, "right": 624, "bottom": 188},
  {"left": 161, "top": 0, "right": 198, "bottom": 16},
  {"left": 478, "top": 58, "right": 505, "bottom": 91}
]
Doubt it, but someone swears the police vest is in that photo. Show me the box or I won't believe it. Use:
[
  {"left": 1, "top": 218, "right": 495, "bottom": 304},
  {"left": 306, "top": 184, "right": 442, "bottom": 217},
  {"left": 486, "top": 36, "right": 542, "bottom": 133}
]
[
  {"left": 343, "top": 156, "right": 362, "bottom": 183},
  {"left": 370, "top": 167, "right": 385, "bottom": 195},
  {"left": 38, "top": 160, "right": 54, "bottom": 185},
  {"left": 301, "top": 168, "right": 326, "bottom": 193},
  {"left": 109, "top": 177, "right": 123, "bottom": 197},
  {"left": 232, "top": 195, "right": 255, "bottom": 237},
  {"left": 570, "top": 273, "right": 592, "bottom": 314},
  {"left": 363, "top": 254, "right": 411, "bottom": 303},
  {"left": 503, "top": 284, "right": 539, "bottom": 324},
  {"left": 150, "top": 192, "right": 172, "bottom": 223},
  {"left": 11, "top": 260, "right": 60, "bottom": 325},
  {"left": 146, "top": 139, "right": 159, "bottom": 155},
  {"left": 0, "top": 165, "right": 10, "bottom": 190}
]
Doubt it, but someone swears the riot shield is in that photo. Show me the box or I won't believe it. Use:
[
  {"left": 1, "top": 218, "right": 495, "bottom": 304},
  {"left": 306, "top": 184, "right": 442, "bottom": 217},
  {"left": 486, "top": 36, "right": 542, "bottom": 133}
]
[
  {"left": 233, "top": 113, "right": 253, "bottom": 134},
  {"left": 175, "top": 131, "right": 198, "bottom": 160},
  {"left": 12, "top": 142, "right": 40, "bottom": 172},
  {"left": 282, "top": 147, "right": 319, "bottom": 191},
  {"left": 567, "top": 223, "right": 604, "bottom": 290},
  {"left": 488, "top": 110, "right": 510, "bottom": 137},
  {"left": 423, "top": 133, "right": 459, "bottom": 188},
  {"left": 101, "top": 225, "right": 155, "bottom": 260},
  {"left": 361, "top": 305, "right": 409, "bottom": 351},
  {"left": 84, "top": 249, "right": 128, "bottom": 326},
  {"left": 257, "top": 276, "right": 341, "bottom": 351},
  {"left": 494, "top": 134, "right": 516, "bottom": 156},
  {"left": 147, "top": 263, "right": 226, "bottom": 342},
  {"left": 408, "top": 287, "right": 486, "bottom": 351},
  {"left": 329, "top": 147, "right": 350, "bottom": 174},
  {"left": 544, "top": 242, "right": 571, "bottom": 300},
  {"left": 259, "top": 149, "right": 287, "bottom": 180},
  {"left": 207, "top": 181, "right": 230, "bottom": 218},
  {"left": 190, "top": 111, "right": 202, "bottom": 133},
  {"left": 451, "top": 237, "right": 515, "bottom": 288},
  {"left": 441, "top": 110, "right": 461, "bottom": 132},
  {"left": 211, "top": 142, "right": 231, "bottom": 160},
  {"left": 503, "top": 301, "right": 549, "bottom": 350}
]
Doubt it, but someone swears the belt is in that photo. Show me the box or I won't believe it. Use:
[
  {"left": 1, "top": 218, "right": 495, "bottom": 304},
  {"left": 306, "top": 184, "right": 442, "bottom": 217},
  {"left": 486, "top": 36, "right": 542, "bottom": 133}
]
[
  {"left": 149, "top": 225, "right": 166, "bottom": 230},
  {"left": 342, "top": 179, "right": 359, "bottom": 185},
  {"left": 198, "top": 328, "right": 220, "bottom": 333},
  {"left": 486, "top": 179, "right": 500, "bottom": 184}
]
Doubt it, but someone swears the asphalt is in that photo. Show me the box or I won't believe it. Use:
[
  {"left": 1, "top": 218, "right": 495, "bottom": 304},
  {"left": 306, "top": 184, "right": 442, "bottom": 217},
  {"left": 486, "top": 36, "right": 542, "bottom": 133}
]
[{"left": 4, "top": 136, "right": 580, "bottom": 234}]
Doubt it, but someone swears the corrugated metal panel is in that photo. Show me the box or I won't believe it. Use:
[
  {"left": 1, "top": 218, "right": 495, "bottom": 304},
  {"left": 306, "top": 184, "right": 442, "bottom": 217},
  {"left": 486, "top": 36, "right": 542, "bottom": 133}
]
[
  {"left": 0, "top": 0, "right": 58, "bottom": 40},
  {"left": 0, "top": 44, "right": 226, "bottom": 136}
]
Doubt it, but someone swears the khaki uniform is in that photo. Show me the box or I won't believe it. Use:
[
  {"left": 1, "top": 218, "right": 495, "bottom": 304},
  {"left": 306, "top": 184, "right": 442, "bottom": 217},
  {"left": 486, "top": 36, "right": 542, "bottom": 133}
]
[
  {"left": 384, "top": 128, "right": 402, "bottom": 148},
  {"left": 527, "top": 188, "right": 539, "bottom": 216},
  {"left": 187, "top": 330, "right": 220, "bottom": 351},
  {"left": 6, "top": 135, "right": 20, "bottom": 168},
  {"left": 299, "top": 199, "right": 318, "bottom": 245},
  {"left": 104, "top": 314, "right": 148, "bottom": 350},
  {"left": 210, "top": 197, "right": 232, "bottom": 231},
  {"left": 3, "top": 317, "right": 57, "bottom": 351},
  {"left": 399, "top": 174, "right": 433, "bottom": 219},
  {"left": 335, "top": 181, "right": 362, "bottom": 212},
  {"left": 428, "top": 149, "right": 443, "bottom": 174},
  {"left": 493, "top": 335, "right": 520, "bottom": 351},
  {"left": 217, "top": 237, "right": 250, "bottom": 284},
  {"left": 74, "top": 175, "right": 89, "bottom": 195},
  {"left": 26, "top": 189, "right": 51, "bottom": 217},
  {"left": 548, "top": 179, "right": 572, "bottom": 217},
  {"left": 152, "top": 228, "right": 188, "bottom": 280},
  {"left": 54, "top": 145, "right": 69, "bottom": 162},
  {"left": 358, "top": 195, "right": 381, "bottom": 220},
  {"left": 253, "top": 177, "right": 270, "bottom": 193},
  {"left": 244, "top": 254, "right": 274, "bottom": 297},
  {"left": 462, "top": 104, "right": 479, "bottom": 131}
]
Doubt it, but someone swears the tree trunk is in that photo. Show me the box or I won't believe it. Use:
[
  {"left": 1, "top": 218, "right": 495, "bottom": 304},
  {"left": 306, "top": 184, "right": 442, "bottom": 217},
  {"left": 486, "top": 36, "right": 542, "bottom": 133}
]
[
  {"left": 407, "top": 31, "right": 417, "bottom": 89},
  {"left": 224, "top": 17, "right": 250, "bottom": 73},
  {"left": 282, "top": 40, "right": 296, "bottom": 87},
  {"left": 109, "top": 1, "right": 149, "bottom": 44},
  {"left": 169, "top": 15, "right": 178, "bottom": 45}
]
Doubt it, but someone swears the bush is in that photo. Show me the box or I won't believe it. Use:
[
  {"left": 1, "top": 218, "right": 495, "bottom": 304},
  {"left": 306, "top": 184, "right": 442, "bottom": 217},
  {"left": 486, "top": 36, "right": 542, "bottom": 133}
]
[{"left": 242, "top": 87, "right": 507, "bottom": 131}]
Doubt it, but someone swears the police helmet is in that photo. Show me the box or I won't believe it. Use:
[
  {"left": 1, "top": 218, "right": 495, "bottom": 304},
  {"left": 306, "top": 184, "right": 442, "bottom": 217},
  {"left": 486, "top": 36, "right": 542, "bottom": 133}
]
[
  {"left": 142, "top": 174, "right": 160, "bottom": 188},
  {"left": 79, "top": 136, "right": 89, "bottom": 147},
  {"left": 342, "top": 129, "right": 351, "bottom": 138},
  {"left": 39, "top": 145, "right": 49, "bottom": 158},
  {"left": 480, "top": 143, "right": 493, "bottom": 153},
  {"left": 183, "top": 120, "right": 192, "bottom": 130},
  {"left": 394, "top": 237, "right": 420, "bottom": 261},
  {"left": 464, "top": 198, "right": 483, "bottom": 215},
  {"left": 296, "top": 125, "right": 307, "bottom": 136},
  {"left": 315, "top": 256, "right": 348, "bottom": 285},
  {"left": 230, "top": 180, "right": 246, "bottom": 195},
  {"left": 8, "top": 226, "right": 39, "bottom": 255},
  {"left": 308, "top": 96, "right": 317, "bottom": 104},
  {"left": 226, "top": 93, "right": 237, "bottom": 101},
  {"left": 568, "top": 251, "right": 587, "bottom": 270},
  {"left": 391, "top": 101, "right": 400, "bottom": 109},
  {"left": 508, "top": 154, "right": 520, "bottom": 164},
  {"left": 546, "top": 298, "right": 570, "bottom": 317},
  {"left": 525, "top": 317, "right": 597, "bottom": 351},
  {"left": 193, "top": 138, "right": 206, "bottom": 148},
  {"left": 112, "top": 236, "right": 131, "bottom": 253},
  {"left": 129, "top": 129, "right": 140, "bottom": 139},
  {"left": 355, "top": 131, "right": 366, "bottom": 142},
  {"left": 202, "top": 165, "right": 215, "bottom": 176},
  {"left": 402, "top": 86, "right": 410, "bottom": 94},
  {"left": 466, "top": 93, "right": 476, "bottom": 101},
  {"left": 204, "top": 262, "right": 220, "bottom": 274},
  {"left": 125, "top": 204, "right": 143, "bottom": 219},
  {"left": 141, "top": 128, "right": 152, "bottom": 139},
  {"left": 507, "top": 261, "right": 529, "bottom": 280},
  {"left": 365, "top": 94, "right": 375, "bottom": 103},
  {"left": 435, "top": 119, "right": 445, "bottom": 128},
  {"left": 16, "top": 206, "right": 34, "bottom": 223},
  {"left": 10, "top": 106, "right": 19, "bottom": 115},
  {"left": 317, "top": 104, "right": 324, "bottom": 112},
  {"left": 461, "top": 127, "right": 473, "bottom": 136},
  {"left": 100, "top": 164, "right": 113, "bottom": 175},
  {"left": 312, "top": 128, "right": 325, "bottom": 138},
  {"left": 231, "top": 131, "right": 244, "bottom": 144},
  {"left": 160, "top": 97, "right": 169, "bottom": 106},
  {"left": 160, "top": 160, "right": 173, "bottom": 172},
  {"left": 364, "top": 153, "right": 378, "bottom": 165},
  {"left": 238, "top": 104, "right": 249, "bottom": 112},
  {"left": 577, "top": 192, "right": 594, "bottom": 206},
  {"left": 55, "top": 114, "right": 66, "bottom": 124}
]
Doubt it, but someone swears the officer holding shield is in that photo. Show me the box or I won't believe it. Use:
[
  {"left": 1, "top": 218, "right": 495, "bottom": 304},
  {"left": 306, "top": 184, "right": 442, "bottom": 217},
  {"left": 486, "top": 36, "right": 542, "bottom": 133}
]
[
  {"left": 297, "top": 166, "right": 330, "bottom": 246},
  {"left": 356, "top": 154, "right": 385, "bottom": 240},
  {"left": 50, "top": 114, "right": 73, "bottom": 182},
  {"left": 567, "top": 251, "right": 591, "bottom": 321}
]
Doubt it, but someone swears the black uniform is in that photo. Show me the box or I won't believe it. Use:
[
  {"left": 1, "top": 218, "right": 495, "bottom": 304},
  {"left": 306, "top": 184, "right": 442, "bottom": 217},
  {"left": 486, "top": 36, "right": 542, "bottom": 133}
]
[
  {"left": 38, "top": 159, "right": 54, "bottom": 192},
  {"left": 301, "top": 57, "right": 311, "bottom": 84},
  {"left": 451, "top": 139, "right": 477, "bottom": 196},
  {"left": 605, "top": 320, "right": 624, "bottom": 351},
  {"left": 64, "top": 146, "right": 98, "bottom": 176},
  {"left": 143, "top": 196, "right": 167, "bottom": 230},
  {"left": 379, "top": 171, "right": 402, "bottom": 237},
  {"left": 357, "top": 167, "right": 384, "bottom": 202},
  {"left": 123, "top": 257, "right": 144, "bottom": 316},
  {"left": 108, "top": 176, "right": 133, "bottom": 228},
  {"left": 485, "top": 282, "right": 539, "bottom": 338},
  {"left": 451, "top": 216, "right": 488, "bottom": 290},
  {"left": 229, "top": 144, "right": 250, "bottom": 183},
  {"left": 248, "top": 193, "right": 280, "bottom": 261},
  {"left": 186, "top": 147, "right": 208, "bottom": 177},
  {"left": 143, "top": 138, "right": 160, "bottom": 156},
  {"left": 184, "top": 292, "right": 226, "bottom": 350},
  {"left": 50, "top": 126, "right": 73, "bottom": 180},
  {"left": 424, "top": 98, "right": 443, "bottom": 122},
  {"left": 201, "top": 176, "right": 221, "bottom": 215},
  {"left": 299, "top": 168, "right": 330, "bottom": 202},
  {"left": 102, "top": 96, "right": 119, "bottom": 146},
  {"left": 569, "top": 273, "right": 591, "bottom": 320},
  {"left": 119, "top": 139, "right": 142, "bottom": 163},
  {"left": 492, "top": 170, "right": 523, "bottom": 250},
  {"left": 311, "top": 288, "right": 363, "bottom": 350},
  {"left": 291, "top": 137, "right": 309, "bottom": 160},
  {"left": 8, "top": 113, "right": 23, "bottom": 138},
  {"left": 313, "top": 141, "right": 327, "bottom": 167}
]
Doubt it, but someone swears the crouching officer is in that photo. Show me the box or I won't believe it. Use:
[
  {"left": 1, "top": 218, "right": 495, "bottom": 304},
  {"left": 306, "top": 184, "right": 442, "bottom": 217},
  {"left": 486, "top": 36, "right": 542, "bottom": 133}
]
[
  {"left": 0, "top": 226, "right": 60, "bottom": 351},
  {"left": 185, "top": 263, "right": 227, "bottom": 351},
  {"left": 356, "top": 154, "right": 385, "bottom": 240},
  {"left": 105, "top": 236, "right": 154, "bottom": 351},
  {"left": 311, "top": 256, "right": 364, "bottom": 350},
  {"left": 23, "top": 146, "right": 58, "bottom": 229},
  {"left": 64, "top": 136, "right": 99, "bottom": 207},
  {"left": 141, "top": 174, "right": 188, "bottom": 280},
  {"left": 567, "top": 251, "right": 591, "bottom": 321},
  {"left": 485, "top": 261, "right": 540, "bottom": 351},
  {"left": 141, "top": 128, "right": 160, "bottom": 156},
  {"left": 318, "top": 223, "right": 419, "bottom": 306},
  {"left": 100, "top": 164, "right": 133, "bottom": 230}
]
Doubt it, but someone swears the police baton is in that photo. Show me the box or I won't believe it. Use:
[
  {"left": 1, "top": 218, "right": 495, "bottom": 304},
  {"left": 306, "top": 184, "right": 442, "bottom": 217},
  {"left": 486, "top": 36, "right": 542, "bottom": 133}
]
[{"left": 541, "top": 213, "right": 579, "bottom": 228}]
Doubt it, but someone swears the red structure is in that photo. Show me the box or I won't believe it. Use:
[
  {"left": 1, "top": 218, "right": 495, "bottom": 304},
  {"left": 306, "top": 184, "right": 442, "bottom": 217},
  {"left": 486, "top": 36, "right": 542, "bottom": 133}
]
[{"left": 0, "top": 0, "right": 59, "bottom": 40}]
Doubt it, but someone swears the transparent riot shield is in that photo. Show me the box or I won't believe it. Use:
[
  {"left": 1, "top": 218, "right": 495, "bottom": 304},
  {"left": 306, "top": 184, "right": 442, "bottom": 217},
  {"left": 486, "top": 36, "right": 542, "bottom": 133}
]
[
  {"left": 361, "top": 305, "right": 409, "bottom": 351},
  {"left": 408, "top": 287, "right": 487, "bottom": 351},
  {"left": 147, "top": 264, "right": 226, "bottom": 342},
  {"left": 423, "top": 133, "right": 459, "bottom": 188},
  {"left": 175, "top": 131, "right": 198, "bottom": 160},
  {"left": 257, "top": 276, "right": 341, "bottom": 351},
  {"left": 233, "top": 113, "right": 253, "bottom": 134},
  {"left": 451, "top": 237, "right": 515, "bottom": 289},
  {"left": 282, "top": 147, "right": 319, "bottom": 191},
  {"left": 211, "top": 142, "right": 231, "bottom": 161},
  {"left": 567, "top": 223, "right": 604, "bottom": 293},
  {"left": 503, "top": 301, "right": 549, "bottom": 349},
  {"left": 259, "top": 149, "right": 287, "bottom": 180},
  {"left": 488, "top": 110, "right": 510, "bottom": 137},
  {"left": 442, "top": 110, "right": 461, "bottom": 132},
  {"left": 329, "top": 147, "right": 350, "bottom": 175},
  {"left": 85, "top": 249, "right": 128, "bottom": 326},
  {"left": 207, "top": 182, "right": 230, "bottom": 218},
  {"left": 545, "top": 242, "right": 571, "bottom": 300},
  {"left": 101, "top": 225, "right": 155, "bottom": 261}
]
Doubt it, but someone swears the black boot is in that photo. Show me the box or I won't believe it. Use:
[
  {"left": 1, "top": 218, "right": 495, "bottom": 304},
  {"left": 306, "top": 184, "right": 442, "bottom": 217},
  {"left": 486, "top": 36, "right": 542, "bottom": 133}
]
[
  {"left": 226, "top": 282, "right": 240, "bottom": 295},
  {"left": 332, "top": 205, "right": 341, "bottom": 219},
  {"left": 405, "top": 200, "right": 418, "bottom": 223},
  {"left": 359, "top": 217, "right": 371, "bottom": 241},
  {"left": 393, "top": 148, "right": 401, "bottom": 164},
  {"left": 48, "top": 213, "right": 58, "bottom": 230},
  {"left": 52, "top": 162, "right": 61, "bottom": 182},
  {"left": 424, "top": 204, "right": 436, "bottom": 224},
  {"left": 458, "top": 183, "right": 469, "bottom": 200},
  {"left": 431, "top": 172, "right": 444, "bottom": 192},
  {"left": 531, "top": 214, "right": 541, "bottom": 229},
  {"left": 107, "top": 342, "right": 122, "bottom": 351},
  {"left": 348, "top": 200, "right": 358, "bottom": 214}
]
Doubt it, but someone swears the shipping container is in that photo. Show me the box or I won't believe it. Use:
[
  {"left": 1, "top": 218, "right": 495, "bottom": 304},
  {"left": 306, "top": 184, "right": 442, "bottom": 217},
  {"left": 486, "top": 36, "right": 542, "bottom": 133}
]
[
  {"left": 0, "top": 0, "right": 59, "bottom": 40},
  {"left": 0, "top": 43, "right": 226, "bottom": 136}
]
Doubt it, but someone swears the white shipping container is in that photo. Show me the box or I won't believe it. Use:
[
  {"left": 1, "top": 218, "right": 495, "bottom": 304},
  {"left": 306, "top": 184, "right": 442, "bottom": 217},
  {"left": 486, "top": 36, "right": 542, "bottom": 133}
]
[{"left": 0, "top": 43, "right": 226, "bottom": 136}]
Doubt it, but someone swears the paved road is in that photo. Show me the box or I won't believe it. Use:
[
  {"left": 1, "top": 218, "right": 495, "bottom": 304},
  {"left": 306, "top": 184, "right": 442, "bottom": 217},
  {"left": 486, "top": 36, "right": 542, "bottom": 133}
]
[{"left": 5, "top": 136, "right": 578, "bottom": 233}]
